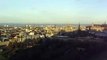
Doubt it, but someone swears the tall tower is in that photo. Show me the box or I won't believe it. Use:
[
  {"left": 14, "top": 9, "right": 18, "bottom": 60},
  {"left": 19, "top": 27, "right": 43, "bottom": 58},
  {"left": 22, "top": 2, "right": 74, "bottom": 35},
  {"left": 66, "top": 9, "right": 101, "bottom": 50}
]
[
  {"left": 77, "top": 23, "right": 82, "bottom": 37},
  {"left": 78, "top": 23, "right": 81, "bottom": 31}
]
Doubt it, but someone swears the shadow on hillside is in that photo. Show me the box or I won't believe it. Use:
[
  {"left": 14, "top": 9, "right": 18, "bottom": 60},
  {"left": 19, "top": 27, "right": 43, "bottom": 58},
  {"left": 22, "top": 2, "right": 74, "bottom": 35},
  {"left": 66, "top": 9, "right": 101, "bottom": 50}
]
[{"left": 6, "top": 31, "right": 107, "bottom": 60}]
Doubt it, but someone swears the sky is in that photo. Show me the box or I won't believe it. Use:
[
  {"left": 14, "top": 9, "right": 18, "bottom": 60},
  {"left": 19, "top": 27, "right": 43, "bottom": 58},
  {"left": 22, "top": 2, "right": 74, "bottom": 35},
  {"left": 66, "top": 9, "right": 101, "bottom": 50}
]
[{"left": 0, "top": 0, "right": 107, "bottom": 24}]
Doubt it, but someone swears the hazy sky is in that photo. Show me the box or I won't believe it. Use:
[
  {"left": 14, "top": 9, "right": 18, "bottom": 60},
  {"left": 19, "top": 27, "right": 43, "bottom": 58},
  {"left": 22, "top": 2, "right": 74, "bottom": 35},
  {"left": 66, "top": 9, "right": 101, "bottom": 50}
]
[{"left": 0, "top": 0, "right": 107, "bottom": 24}]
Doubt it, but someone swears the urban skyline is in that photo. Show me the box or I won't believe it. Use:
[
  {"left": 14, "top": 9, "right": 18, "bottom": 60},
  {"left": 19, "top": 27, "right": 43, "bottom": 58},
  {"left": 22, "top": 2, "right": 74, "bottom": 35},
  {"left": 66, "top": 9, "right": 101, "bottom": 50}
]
[{"left": 0, "top": 0, "right": 107, "bottom": 24}]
